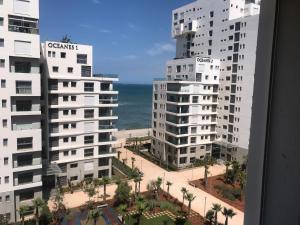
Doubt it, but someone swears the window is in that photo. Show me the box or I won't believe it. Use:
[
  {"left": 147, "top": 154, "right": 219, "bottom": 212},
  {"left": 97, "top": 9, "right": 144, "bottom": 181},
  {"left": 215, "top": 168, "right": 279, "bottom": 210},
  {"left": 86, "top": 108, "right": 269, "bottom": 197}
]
[
  {"left": 63, "top": 110, "right": 69, "bottom": 115},
  {"left": 190, "top": 147, "right": 196, "bottom": 153},
  {"left": 70, "top": 176, "right": 78, "bottom": 181},
  {"left": 210, "top": 11, "right": 214, "bottom": 17},
  {"left": 63, "top": 137, "right": 68, "bottom": 143},
  {"left": 84, "top": 148, "right": 94, "bottom": 157},
  {"left": 84, "top": 82, "right": 94, "bottom": 92},
  {"left": 71, "top": 96, "right": 76, "bottom": 101},
  {"left": 210, "top": 21, "right": 213, "bottom": 27},
  {"left": 98, "top": 158, "right": 109, "bottom": 166},
  {"left": 63, "top": 96, "right": 68, "bottom": 102},
  {"left": 52, "top": 66, "right": 59, "bottom": 72},
  {"left": 52, "top": 51, "right": 55, "bottom": 57},
  {"left": 81, "top": 65, "right": 91, "bottom": 77},
  {"left": 48, "top": 51, "right": 51, "bottom": 57},
  {"left": 71, "top": 123, "right": 76, "bottom": 128},
  {"left": 63, "top": 124, "right": 68, "bottom": 129},
  {"left": 15, "top": 61, "right": 31, "bottom": 73},
  {"left": 8, "top": 15, "right": 39, "bottom": 34},
  {"left": 84, "top": 135, "right": 94, "bottom": 144},
  {"left": 3, "top": 138, "right": 8, "bottom": 147},
  {"left": 77, "top": 54, "right": 87, "bottom": 64},
  {"left": 84, "top": 109, "right": 94, "bottom": 118},
  {"left": 71, "top": 82, "right": 76, "bottom": 87},
  {"left": 5, "top": 195, "right": 10, "bottom": 202},
  {"left": 190, "top": 137, "right": 196, "bottom": 144},
  {"left": 2, "top": 119, "right": 7, "bottom": 128},
  {"left": 191, "top": 127, "right": 197, "bottom": 133},
  {"left": 4, "top": 176, "right": 9, "bottom": 184},
  {"left": 71, "top": 137, "right": 76, "bottom": 142},
  {"left": 1, "top": 79, "right": 6, "bottom": 88},
  {"left": 208, "top": 49, "right": 212, "bottom": 55},
  {"left": 0, "top": 38, "right": 4, "bottom": 47},
  {"left": 17, "top": 137, "right": 32, "bottom": 150},
  {"left": 68, "top": 67, "right": 73, "bottom": 73},
  {"left": 4, "top": 157, "right": 8, "bottom": 165},
  {"left": 192, "top": 96, "right": 198, "bottom": 103},
  {"left": 63, "top": 82, "right": 68, "bottom": 87},
  {"left": 70, "top": 163, "right": 78, "bottom": 168},
  {"left": 179, "top": 157, "right": 187, "bottom": 164},
  {"left": 16, "top": 81, "right": 31, "bottom": 94},
  {"left": 0, "top": 17, "right": 3, "bottom": 26},
  {"left": 2, "top": 100, "right": 6, "bottom": 108},
  {"left": 71, "top": 110, "right": 76, "bottom": 115},
  {"left": 71, "top": 150, "right": 76, "bottom": 155},
  {"left": 0, "top": 59, "right": 4, "bottom": 67},
  {"left": 20, "top": 191, "right": 34, "bottom": 202},
  {"left": 61, "top": 52, "right": 66, "bottom": 58},
  {"left": 63, "top": 151, "right": 69, "bottom": 156}
]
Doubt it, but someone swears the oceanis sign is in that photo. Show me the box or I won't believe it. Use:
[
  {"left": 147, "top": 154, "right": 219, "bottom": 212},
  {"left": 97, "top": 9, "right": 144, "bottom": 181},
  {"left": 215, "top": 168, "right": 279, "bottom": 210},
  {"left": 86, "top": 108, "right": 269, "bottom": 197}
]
[
  {"left": 47, "top": 42, "right": 79, "bottom": 50},
  {"left": 196, "top": 57, "right": 213, "bottom": 63}
]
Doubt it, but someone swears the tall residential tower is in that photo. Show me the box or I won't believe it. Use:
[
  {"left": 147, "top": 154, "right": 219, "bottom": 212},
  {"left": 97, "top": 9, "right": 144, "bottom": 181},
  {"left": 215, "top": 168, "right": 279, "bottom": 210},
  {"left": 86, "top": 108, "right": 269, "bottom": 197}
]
[
  {"left": 0, "top": 0, "right": 42, "bottom": 222},
  {"left": 41, "top": 41, "right": 118, "bottom": 186},
  {"left": 152, "top": 0, "right": 260, "bottom": 167}
]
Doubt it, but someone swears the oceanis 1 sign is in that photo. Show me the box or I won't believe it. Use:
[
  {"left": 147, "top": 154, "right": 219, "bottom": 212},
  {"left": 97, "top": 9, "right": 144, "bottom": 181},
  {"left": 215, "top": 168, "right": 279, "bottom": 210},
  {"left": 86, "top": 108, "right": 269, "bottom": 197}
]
[{"left": 47, "top": 42, "right": 79, "bottom": 50}]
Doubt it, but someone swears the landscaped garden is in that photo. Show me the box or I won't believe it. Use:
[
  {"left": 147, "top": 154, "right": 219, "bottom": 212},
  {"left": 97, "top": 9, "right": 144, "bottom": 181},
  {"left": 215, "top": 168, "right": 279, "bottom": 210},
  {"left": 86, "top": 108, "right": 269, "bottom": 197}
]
[{"left": 190, "top": 160, "right": 246, "bottom": 211}]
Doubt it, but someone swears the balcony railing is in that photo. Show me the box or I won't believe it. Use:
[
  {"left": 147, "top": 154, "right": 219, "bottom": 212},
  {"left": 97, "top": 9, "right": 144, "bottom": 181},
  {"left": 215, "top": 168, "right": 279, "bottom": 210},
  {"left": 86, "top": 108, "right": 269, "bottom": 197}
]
[
  {"left": 16, "top": 87, "right": 32, "bottom": 94},
  {"left": 99, "top": 125, "right": 116, "bottom": 130},
  {"left": 99, "top": 98, "right": 118, "bottom": 104},
  {"left": 9, "top": 25, "right": 39, "bottom": 34}
]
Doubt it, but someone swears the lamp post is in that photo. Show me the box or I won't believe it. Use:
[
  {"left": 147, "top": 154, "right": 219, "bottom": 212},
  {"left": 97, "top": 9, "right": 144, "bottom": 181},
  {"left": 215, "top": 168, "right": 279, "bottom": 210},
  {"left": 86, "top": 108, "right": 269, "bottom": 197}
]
[{"left": 204, "top": 196, "right": 207, "bottom": 216}]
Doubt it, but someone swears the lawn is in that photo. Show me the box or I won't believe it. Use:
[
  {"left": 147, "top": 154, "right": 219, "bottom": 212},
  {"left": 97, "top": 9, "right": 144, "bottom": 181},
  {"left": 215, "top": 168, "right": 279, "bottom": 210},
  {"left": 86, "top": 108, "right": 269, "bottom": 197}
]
[{"left": 125, "top": 215, "right": 190, "bottom": 225}]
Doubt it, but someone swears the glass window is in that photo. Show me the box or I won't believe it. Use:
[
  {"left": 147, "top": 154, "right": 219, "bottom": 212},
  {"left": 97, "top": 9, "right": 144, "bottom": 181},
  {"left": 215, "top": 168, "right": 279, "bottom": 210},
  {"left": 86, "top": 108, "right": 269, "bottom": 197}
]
[{"left": 77, "top": 54, "right": 87, "bottom": 64}]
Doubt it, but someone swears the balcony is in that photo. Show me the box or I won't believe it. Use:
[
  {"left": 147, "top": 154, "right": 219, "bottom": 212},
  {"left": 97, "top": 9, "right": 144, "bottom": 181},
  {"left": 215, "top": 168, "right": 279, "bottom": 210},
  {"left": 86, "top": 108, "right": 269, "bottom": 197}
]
[
  {"left": 99, "top": 98, "right": 118, "bottom": 104},
  {"left": 99, "top": 125, "right": 116, "bottom": 130},
  {"left": 16, "top": 87, "right": 32, "bottom": 94},
  {"left": 8, "top": 15, "right": 39, "bottom": 35}
]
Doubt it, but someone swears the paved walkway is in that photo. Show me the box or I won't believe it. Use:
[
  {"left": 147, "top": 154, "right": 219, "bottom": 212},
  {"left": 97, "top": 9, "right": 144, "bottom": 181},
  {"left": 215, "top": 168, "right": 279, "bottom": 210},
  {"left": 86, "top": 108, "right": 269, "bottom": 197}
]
[{"left": 49, "top": 136, "right": 244, "bottom": 225}]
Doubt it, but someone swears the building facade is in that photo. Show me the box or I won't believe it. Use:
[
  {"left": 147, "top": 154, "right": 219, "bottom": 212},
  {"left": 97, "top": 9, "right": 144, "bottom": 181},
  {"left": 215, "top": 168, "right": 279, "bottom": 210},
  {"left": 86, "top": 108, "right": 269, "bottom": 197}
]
[
  {"left": 0, "top": 0, "right": 43, "bottom": 222},
  {"left": 152, "top": 57, "right": 220, "bottom": 168},
  {"left": 41, "top": 41, "right": 118, "bottom": 186},
  {"left": 152, "top": 0, "right": 260, "bottom": 167}
]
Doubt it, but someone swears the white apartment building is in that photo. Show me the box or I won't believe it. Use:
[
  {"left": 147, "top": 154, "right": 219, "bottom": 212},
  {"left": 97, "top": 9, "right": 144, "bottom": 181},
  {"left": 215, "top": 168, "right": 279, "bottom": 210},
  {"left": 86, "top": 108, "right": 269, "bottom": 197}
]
[
  {"left": 152, "top": 57, "right": 220, "bottom": 168},
  {"left": 41, "top": 41, "right": 118, "bottom": 186},
  {"left": 0, "top": 0, "right": 42, "bottom": 222},
  {"left": 152, "top": 0, "right": 260, "bottom": 166}
]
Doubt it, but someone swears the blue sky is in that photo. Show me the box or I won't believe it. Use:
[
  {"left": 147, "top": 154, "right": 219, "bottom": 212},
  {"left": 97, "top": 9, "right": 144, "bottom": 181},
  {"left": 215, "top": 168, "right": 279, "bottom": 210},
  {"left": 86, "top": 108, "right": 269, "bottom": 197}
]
[{"left": 40, "top": 0, "right": 193, "bottom": 84}]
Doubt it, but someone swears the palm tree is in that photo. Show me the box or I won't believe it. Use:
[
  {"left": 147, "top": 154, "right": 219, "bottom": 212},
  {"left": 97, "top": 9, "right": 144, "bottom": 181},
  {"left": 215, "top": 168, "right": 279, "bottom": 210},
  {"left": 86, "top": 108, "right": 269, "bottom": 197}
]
[
  {"left": 166, "top": 181, "right": 172, "bottom": 195},
  {"left": 102, "top": 177, "right": 110, "bottom": 202},
  {"left": 18, "top": 205, "right": 30, "bottom": 225},
  {"left": 238, "top": 171, "right": 247, "bottom": 191},
  {"left": 131, "top": 157, "right": 136, "bottom": 169},
  {"left": 185, "top": 192, "right": 196, "bottom": 216},
  {"left": 222, "top": 207, "right": 236, "bottom": 225},
  {"left": 205, "top": 210, "right": 215, "bottom": 225},
  {"left": 231, "top": 161, "right": 241, "bottom": 184},
  {"left": 212, "top": 203, "right": 222, "bottom": 225},
  {"left": 86, "top": 208, "right": 102, "bottom": 225},
  {"left": 118, "top": 204, "right": 127, "bottom": 224},
  {"left": 224, "top": 161, "right": 231, "bottom": 182},
  {"left": 32, "top": 197, "right": 45, "bottom": 225},
  {"left": 180, "top": 187, "right": 187, "bottom": 207},
  {"left": 134, "top": 177, "right": 139, "bottom": 194},
  {"left": 136, "top": 175, "right": 143, "bottom": 194},
  {"left": 122, "top": 158, "right": 127, "bottom": 165},
  {"left": 155, "top": 177, "right": 162, "bottom": 199},
  {"left": 204, "top": 163, "right": 210, "bottom": 188},
  {"left": 136, "top": 199, "right": 149, "bottom": 225}
]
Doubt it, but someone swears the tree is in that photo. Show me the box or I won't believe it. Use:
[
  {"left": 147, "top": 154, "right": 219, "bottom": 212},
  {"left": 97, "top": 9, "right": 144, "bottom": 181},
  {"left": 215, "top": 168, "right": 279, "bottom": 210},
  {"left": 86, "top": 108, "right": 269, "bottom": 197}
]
[
  {"left": 205, "top": 210, "right": 215, "bottom": 225},
  {"left": 238, "top": 170, "right": 247, "bottom": 191},
  {"left": 134, "top": 176, "right": 139, "bottom": 194},
  {"left": 180, "top": 187, "right": 188, "bottom": 207},
  {"left": 224, "top": 161, "right": 231, "bottom": 182},
  {"left": 137, "top": 175, "right": 143, "bottom": 193},
  {"left": 204, "top": 159, "right": 210, "bottom": 188},
  {"left": 146, "top": 180, "right": 156, "bottom": 199},
  {"left": 135, "top": 198, "right": 149, "bottom": 225},
  {"left": 212, "top": 203, "right": 222, "bottom": 225},
  {"left": 39, "top": 205, "right": 53, "bottom": 225},
  {"left": 86, "top": 208, "right": 102, "bottom": 225},
  {"left": 131, "top": 157, "right": 136, "bottom": 169},
  {"left": 32, "top": 197, "right": 45, "bottom": 225},
  {"left": 18, "top": 205, "right": 30, "bottom": 225},
  {"left": 231, "top": 161, "right": 241, "bottom": 184},
  {"left": 117, "top": 204, "right": 127, "bottom": 224},
  {"left": 185, "top": 192, "right": 196, "bottom": 216},
  {"left": 222, "top": 207, "right": 236, "bottom": 225},
  {"left": 0, "top": 214, "right": 9, "bottom": 225},
  {"left": 155, "top": 177, "right": 162, "bottom": 199},
  {"left": 102, "top": 177, "right": 110, "bottom": 202},
  {"left": 83, "top": 182, "right": 96, "bottom": 203},
  {"left": 122, "top": 158, "right": 127, "bottom": 165},
  {"left": 52, "top": 188, "right": 67, "bottom": 225},
  {"left": 61, "top": 35, "right": 72, "bottom": 43},
  {"left": 114, "top": 180, "right": 132, "bottom": 204},
  {"left": 166, "top": 181, "right": 173, "bottom": 195}
]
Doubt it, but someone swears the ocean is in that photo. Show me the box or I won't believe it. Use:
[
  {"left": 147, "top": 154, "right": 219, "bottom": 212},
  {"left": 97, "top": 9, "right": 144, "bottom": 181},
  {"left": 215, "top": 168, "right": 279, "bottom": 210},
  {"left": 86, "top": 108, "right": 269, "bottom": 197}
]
[{"left": 115, "top": 83, "right": 153, "bottom": 130}]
